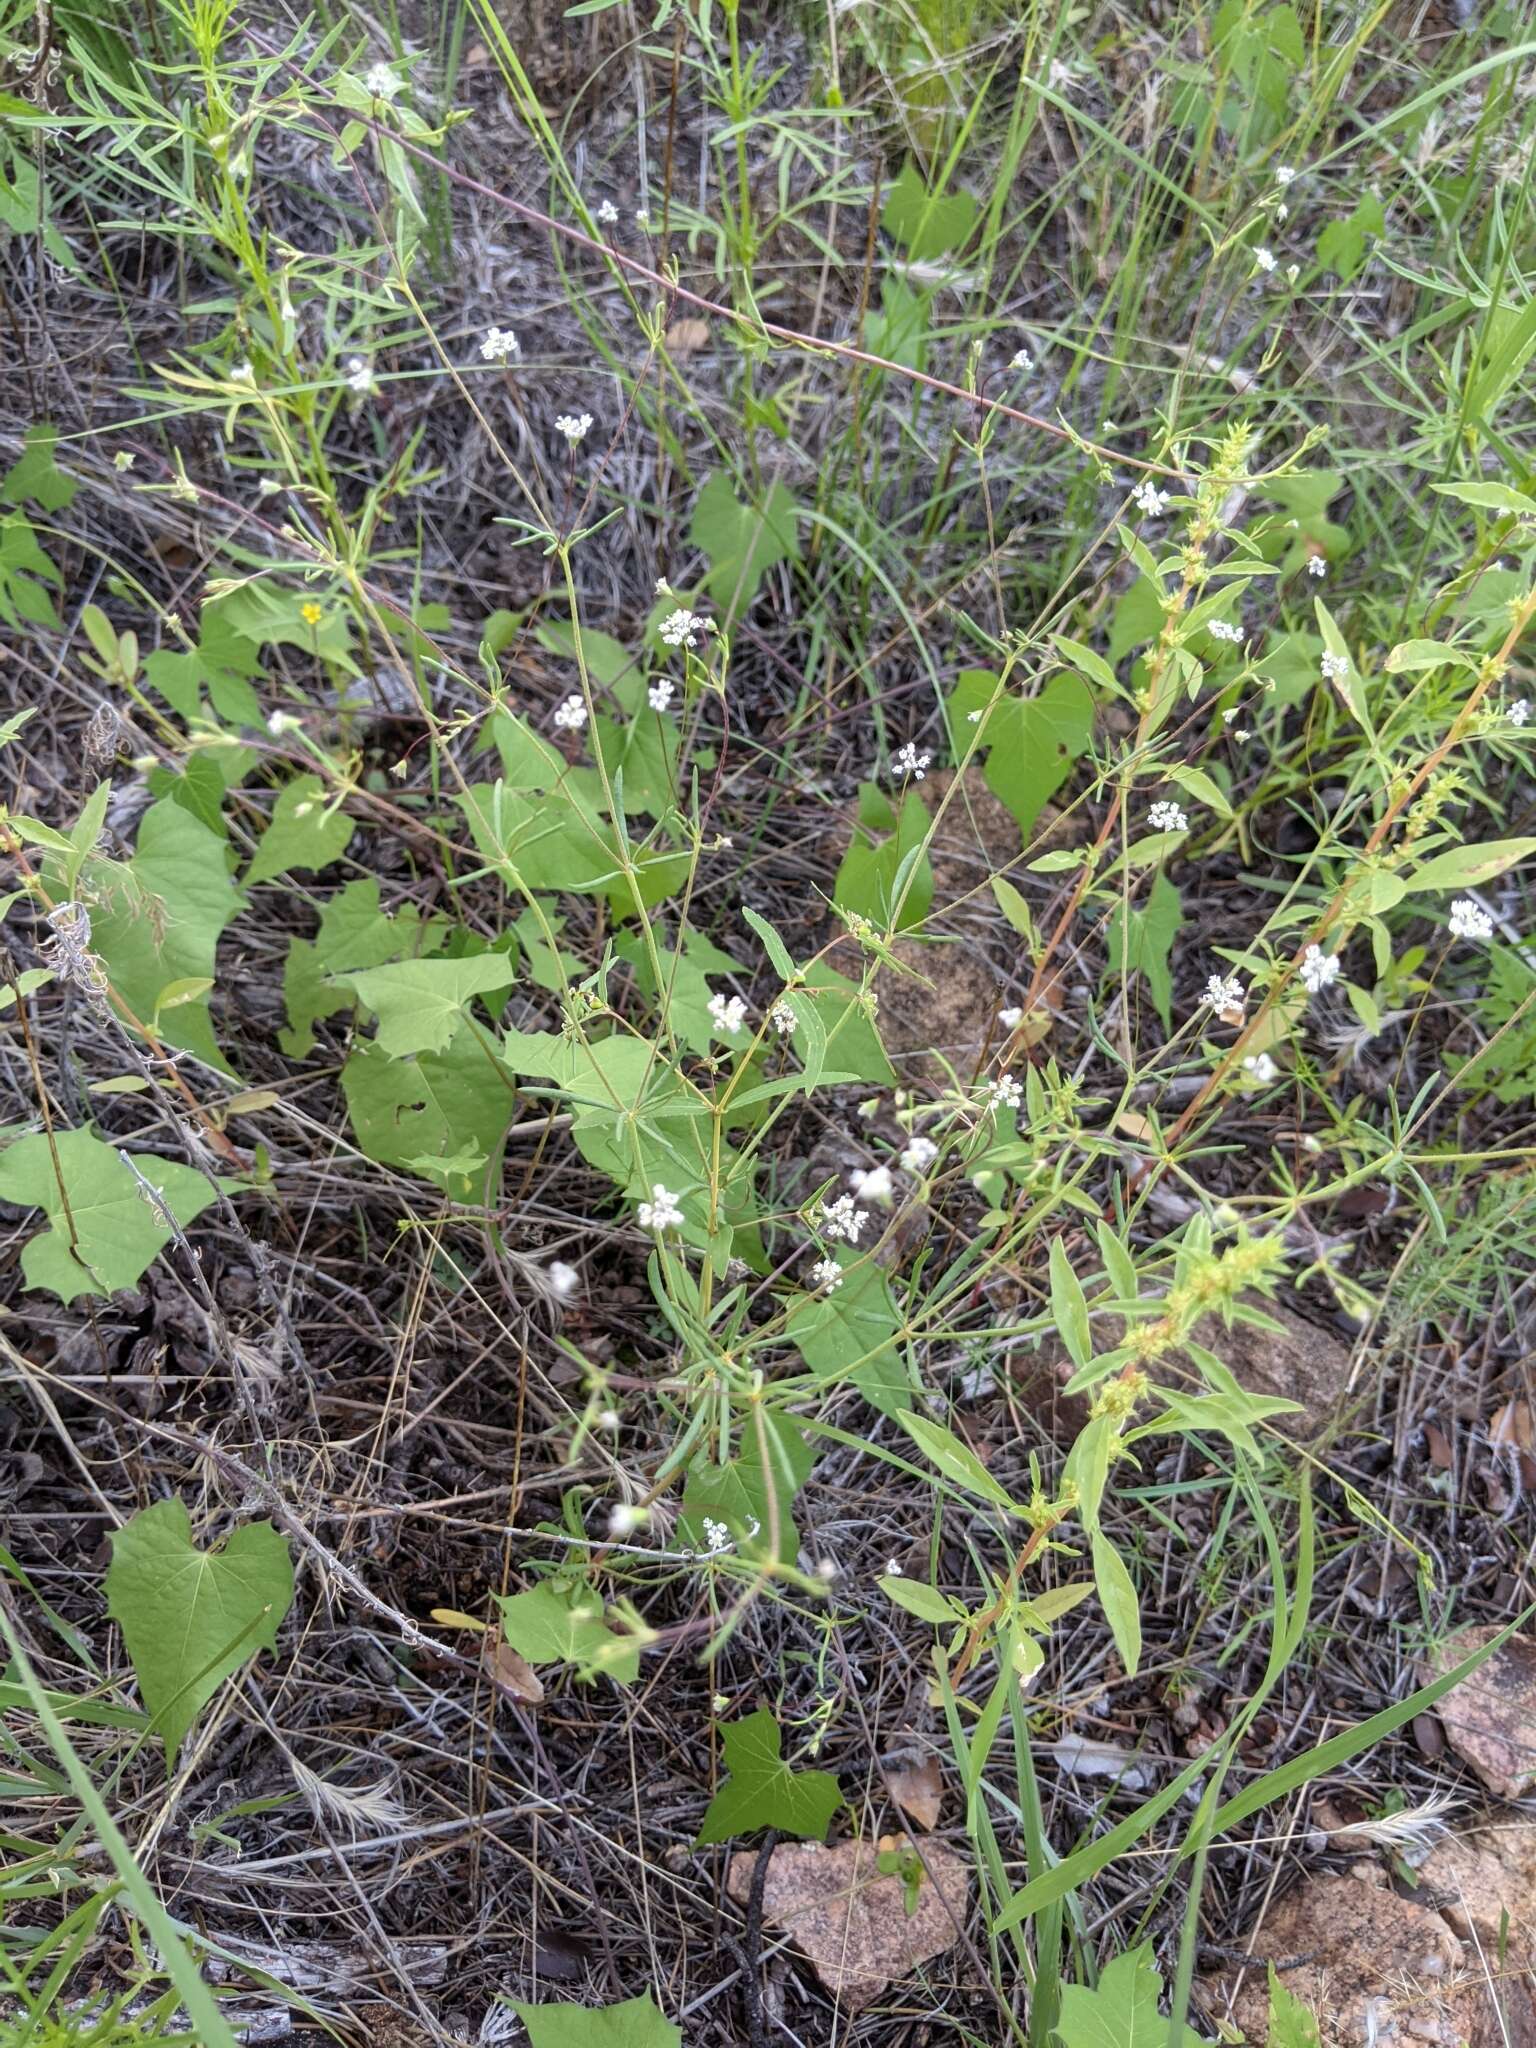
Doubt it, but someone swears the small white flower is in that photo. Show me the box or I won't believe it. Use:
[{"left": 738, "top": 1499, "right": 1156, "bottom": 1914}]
[
  {"left": 1234, "top": 728, "right": 1251, "bottom": 742},
  {"left": 659, "top": 607, "right": 705, "bottom": 649},
  {"left": 596, "top": 1408, "right": 620, "bottom": 1432},
  {"left": 1208, "top": 619, "right": 1244, "bottom": 644},
  {"left": 1276, "top": 203, "right": 1289, "bottom": 223},
  {"left": 884, "top": 1557, "right": 903, "bottom": 1577},
  {"left": 850, "top": 1164, "right": 894, "bottom": 1206},
  {"left": 1286, "top": 263, "right": 1300, "bottom": 284},
  {"left": 1010, "top": 347, "right": 1033, "bottom": 372},
  {"left": 655, "top": 577, "right": 672, "bottom": 596},
  {"left": 363, "top": 61, "right": 401, "bottom": 100},
  {"left": 637, "top": 1183, "right": 683, "bottom": 1231},
  {"left": 554, "top": 412, "right": 593, "bottom": 444},
  {"left": 1148, "top": 800, "right": 1189, "bottom": 833},
  {"left": 707, "top": 990, "right": 748, "bottom": 1037},
  {"left": 113, "top": 450, "right": 136, "bottom": 472},
  {"left": 814, "top": 1558, "right": 838, "bottom": 1583},
  {"left": 769, "top": 997, "right": 798, "bottom": 1036},
  {"left": 1509, "top": 699, "right": 1530, "bottom": 726},
  {"left": 343, "top": 356, "right": 375, "bottom": 396},
  {"left": 1131, "top": 479, "right": 1169, "bottom": 517},
  {"left": 1320, "top": 651, "right": 1350, "bottom": 681},
  {"left": 999, "top": 1005, "right": 1025, "bottom": 1029},
  {"left": 646, "top": 677, "right": 675, "bottom": 713},
  {"left": 892, "top": 741, "right": 931, "bottom": 781},
  {"left": 552, "top": 693, "right": 588, "bottom": 731},
  {"left": 608, "top": 1502, "right": 644, "bottom": 1537},
  {"left": 1306, "top": 555, "right": 1327, "bottom": 578},
  {"left": 1299, "top": 944, "right": 1340, "bottom": 996},
  {"left": 480, "top": 325, "right": 519, "bottom": 362},
  {"left": 900, "top": 1134, "right": 938, "bottom": 1174},
  {"left": 229, "top": 360, "right": 255, "bottom": 386},
  {"left": 1275, "top": 165, "right": 1297, "bottom": 187},
  {"left": 1203, "top": 972, "right": 1246, "bottom": 1013},
  {"left": 808, "top": 1255, "right": 844, "bottom": 1293},
  {"left": 1243, "top": 1052, "right": 1279, "bottom": 1083},
  {"left": 635, "top": 208, "right": 652, "bottom": 232},
  {"left": 595, "top": 199, "right": 619, "bottom": 225},
  {"left": 703, "top": 1518, "right": 731, "bottom": 1553},
  {"left": 986, "top": 1073, "right": 1023, "bottom": 1112},
  {"left": 820, "top": 1193, "right": 868, "bottom": 1243},
  {"left": 1448, "top": 897, "right": 1494, "bottom": 943},
  {"left": 256, "top": 475, "right": 282, "bottom": 496},
  {"left": 1253, "top": 246, "right": 1277, "bottom": 274},
  {"left": 548, "top": 1259, "right": 580, "bottom": 1297}
]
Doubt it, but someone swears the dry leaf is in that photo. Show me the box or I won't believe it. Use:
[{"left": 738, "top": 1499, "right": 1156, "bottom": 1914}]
[
  {"left": 484, "top": 1636, "right": 544, "bottom": 1704},
  {"left": 1489, "top": 1398, "right": 1533, "bottom": 1451},
  {"left": 665, "top": 318, "right": 710, "bottom": 355},
  {"left": 1424, "top": 1421, "right": 1453, "bottom": 1471},
  {"left": 726, "top": 1835, "right": 969, "bottom": 2009},
  {"left": 884, "top": 1755, "right": 943, "bottom": 1830}
]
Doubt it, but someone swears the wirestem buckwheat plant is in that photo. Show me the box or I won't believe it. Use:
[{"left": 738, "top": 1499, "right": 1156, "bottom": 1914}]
[{"left": 1, "top": 0, "right": 1535, "bottom": 2042}]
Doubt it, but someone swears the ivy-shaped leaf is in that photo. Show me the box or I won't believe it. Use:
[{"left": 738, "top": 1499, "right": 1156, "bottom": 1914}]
[
  {"left": 1105, "top": 870, "right": 1184, "bottom": 1032},
  {"left": 337, "top": 952, "right": 516, "bottom": 1057},
  {"left": 679, "top": 1411, "right": 816, "bottom": 1563},
  {"left": 694, "top": 1708, "right": 843, "bottom": 1846},
  {"left": 2, "top": 423, "right": 76, "bottom": 512},
  {"left": 341, "top": 1020, "right": 517, "bottom": 1193},
  {"left": 245, "top": 774, "right": 356, "bottom": 886},
  {"left": 689, "top": 471, "right": 802, "bottom": 618},
  {"left": 283, "top": 879, "right": 447, "bottom": 1057},
  {"left": 105, "top": 1498, "right": 294, "bottom": 1770},
  {"left": 833, "top": 785, "right": 934, "bottom": 933},
  {"left": 0, "top": 1127, "right": 222, "bottom": 1304},
  {"left": 881, "top": 159, "right": 977, "bottom": 261},
  {"left": 1056, "top": 1942, "right": 1204, "bottom": 2048},
  {"left": 949, "top": 670, "right": 1094, "bottom": 840},
  {"left": 75, "top": 798, "right": 246, "bottom": 1074},
  {"left": 509, "top": 1992, "right": 681, "bottom": 2048},
  {"left": 495, "top": 1579, "right": 640, "bottom": 1685}
]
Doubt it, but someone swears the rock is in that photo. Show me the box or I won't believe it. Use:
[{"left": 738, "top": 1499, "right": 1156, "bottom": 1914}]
[
  {"left": 1419, "top": 1823, "right": 1536, "bottom": 1952},
  {"left": 1420, "top": 1627, "right": 1536, "bottom": 1799},
  {"left": 725, "top": 1835, "right": 970, "bottom": 2009},
  {"left": 1199, "top": 1873, "right": 1486, "bottom": 2048}
]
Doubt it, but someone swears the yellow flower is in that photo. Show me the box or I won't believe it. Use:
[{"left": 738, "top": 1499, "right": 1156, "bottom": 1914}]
[{"left": 300, "top": 602, "right": 323, "bottom": 627}]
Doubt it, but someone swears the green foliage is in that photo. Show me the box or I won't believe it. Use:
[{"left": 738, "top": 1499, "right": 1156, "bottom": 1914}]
[
  {"left": 341, "top": 1022, "right": 517, "bottom": 1193},
  {"left": 509, "top": 1991, "right": 681, "bottom": 2048},
  {"left": 881, "top": 159, "right": 977, "bottom": 260},
  {"left": 282, "top": 879, "right": 448, "bottom": 1057},
  {"left": 1054, "top": 1943, "right": 1203, "bottom": 2048},
  {"left": 104, "top": 1499, "right": 294, "bottom": 1770},
  {"left": 1105, "top": 871, "right": 1184, "bottom": 1032},
  {"left": 0, "top": 1129, "right": 222, "bottom": 1304},
  {"left": 688, "top": 471, "right": 802, "bottom": 617},
  {"left": 1266, "top": 1969, "right": 1322, "bottom": 2048},
  {"left": 833, "top": 784, "right": 934, "bottom": 932},
  {"left": 244, "top": 773, "right": 355, "bottom": 885},
  {"left": 495, "top": 1578, "right": 641, "bottom": 1685},
  {"left": 694, "top": 1707, "right": 843, "bottom": 1846},
  {"left": 70, "top": 799, "right": 245, "bottom": 1073},
  {"left": 949, "top": 670, "right": 1095, "bottom": 839},
  {"left": 338, "top": 952, "right": 516, "bottom": 1057}
]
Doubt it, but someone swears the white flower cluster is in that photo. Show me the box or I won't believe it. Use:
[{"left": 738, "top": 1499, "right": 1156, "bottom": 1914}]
[
  {"left": 1320, "top": 651, "right": 1350, "bottom": 681},
  {"left": 638, "top": 1183, "right": 683, "bottom": 1231},
  {"left": 595, "top": 199, "right": 619, "bottom": 225},
  {"left": 481, "top": 326, "right": 519, "bottom": 362},
  {"left": 1448, "top": 897, "right": 1493, "bottom": 943},
  {"left": 1132, "top": 479, "right": 1169, "bottom": 517},
  {"left": 986, "top": 1073, "right": 1023, "bottom": 1112},
  {"left": 1010, "top": 347, "right": 1033, "bottom": 372},
  {"left": 1208, "top": 619, "right": 1244, "bottom": 644},
  {"left": 707, "top": 990, "right": 748, "bottom": 1037},
  {"left": 1243, "top": 1052, "right": 1278, "bottom": 1083},
  {"left": 900, "top": 1134, "right": 938, "bottom": 1173},
  {"left": 820, "top": 1193, "right": 867, "bottom": 1243},
  {"left": 554, "top": 412, "right": 592, "bottom": 444},
  {"left": 1510, "top": 699, "right": 1530, "bottom": 726},
  {"left": 769, "top": 997, "right": 798, "bottom": 1036},
  {"left": 1148, "top": 800, "right": 1189, "bottom": 833},
  {"left": 1299, "top": 944, "right": 1339, "bottom": 996},
  {"left": 1306, "top": 555, "right": 1327, "bottom": 578},
  {"left": 343, "top": 356, "right": 375, "bottom": 396},
  {"left": 659, "top": 608, "right": 706, "bottom": 649},
  {"left": 363, "top": 62, "right": 401, "bottom": 100},
  {"left": 808, "top": 1255, "right": 843, "bottom": 1293},
  {"left": 892, "top": 742, "right": 930, "bottom": 781},
  {"left": 1253, "top": 246, "right": 1277, "bottom": 274},
  {"left": 1203, "top": 972, "right": 1245, "bottom": 1013},
  {"left": 552, "top": 694, "right": 588, "bottom": 731},
  {"left": 647, "top": 677, "right": 674, "bottom": 712}
]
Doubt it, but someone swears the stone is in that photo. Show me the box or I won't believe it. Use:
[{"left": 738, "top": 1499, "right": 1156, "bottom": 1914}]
[{"left": 1420, "top": 1627, "right": 1536, "bottom": 1800}]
